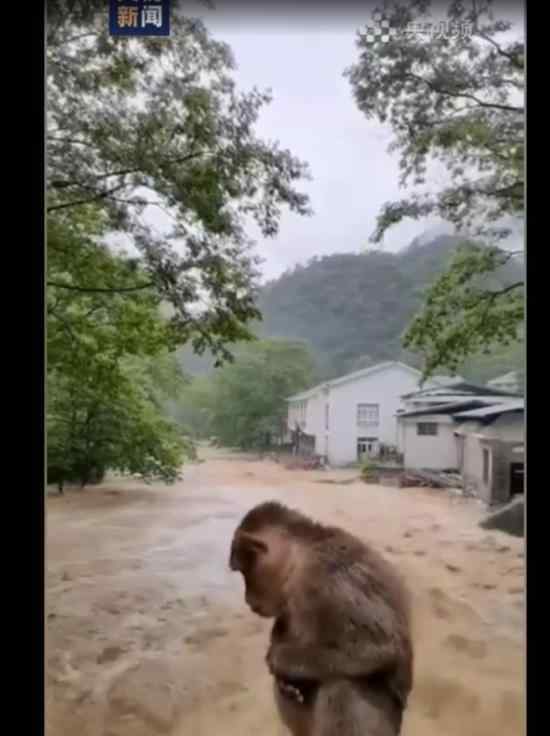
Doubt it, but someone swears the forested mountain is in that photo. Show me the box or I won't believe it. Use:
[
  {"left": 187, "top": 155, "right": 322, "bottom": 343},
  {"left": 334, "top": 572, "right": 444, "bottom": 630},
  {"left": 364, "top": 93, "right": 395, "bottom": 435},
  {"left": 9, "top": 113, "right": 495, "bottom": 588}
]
[{"left": 178, "top": 234, "right": 524, "bottom": 382}]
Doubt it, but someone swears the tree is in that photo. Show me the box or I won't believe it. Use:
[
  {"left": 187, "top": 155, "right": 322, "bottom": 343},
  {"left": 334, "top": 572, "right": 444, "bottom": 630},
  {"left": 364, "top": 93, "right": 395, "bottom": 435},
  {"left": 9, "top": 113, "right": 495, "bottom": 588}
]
[
  {"left": 47, "top": 1, "right": 311, "bottom": 363},
  {"left": 460, "top": 338, "right": 524, "bottom": 385},
  {"left": 48, "top": 208, "right": 176, "bottom": 368},
  {"left": 195, "top": 340, "right": 315, "bottom": 449},
  {"left": 47, "top": 210, "right": 192, "bottom": 488},
  {"left": 164, "top": 375, "right": 215, "bottom": 439},
  {"left": 403, "top": 242, "right": 523, "bottom": 376},
  {"left": 48, "top": 357, "right": 190, "bottom": 489},
  {"left": 346, "top": 0, "right": 524, "bottom": 376}
]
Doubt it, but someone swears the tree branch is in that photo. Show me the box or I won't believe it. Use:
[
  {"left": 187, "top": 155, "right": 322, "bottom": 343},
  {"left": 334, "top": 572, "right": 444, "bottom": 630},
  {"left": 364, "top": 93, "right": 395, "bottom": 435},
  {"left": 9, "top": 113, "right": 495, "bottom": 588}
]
[
  {"left": 475, "top": 31, "right": 524, "bottom": 70},
  {"left": 480, "top": 281, "right": 524, "bottom": 301},
  {"left": 63, "top": 31, "right": 99, "bottom": 45},
  {"left": 51, "top": 150, "right": 206, "bottom": 187},
  {"left": 48, "top": 280, "right": 155, "bottom": 294},
  {"left": 47, "top": 136, "right": 99, "bottom": 148},
  {"left": 47, "top": 183, "right": 128, "bottom": 212},
  {"left": 405, "top": 72, "right": 523, "bottom": 113}
]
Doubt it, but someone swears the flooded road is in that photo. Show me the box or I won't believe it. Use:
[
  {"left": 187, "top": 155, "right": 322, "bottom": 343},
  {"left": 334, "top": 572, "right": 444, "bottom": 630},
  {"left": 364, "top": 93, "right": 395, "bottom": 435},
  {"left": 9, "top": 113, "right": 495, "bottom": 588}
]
[{"left": 46, "top": 450, "right": 524, "bottom": 736}]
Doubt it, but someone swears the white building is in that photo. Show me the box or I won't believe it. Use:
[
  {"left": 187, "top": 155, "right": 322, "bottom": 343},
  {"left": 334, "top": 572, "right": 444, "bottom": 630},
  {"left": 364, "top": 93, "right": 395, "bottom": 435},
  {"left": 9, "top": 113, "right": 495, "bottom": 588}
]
[
  {"left": 396, "top": 380, "right": 519, "bottom": 470},
  {"left": 453, "top": 402, "right": 524, "bottom": 505},
  {"left": 396, "top": 383, "right": 524, "bottom": 505},
  {"left": 287, "top": 362, "right": 431, "bottom": 466}
]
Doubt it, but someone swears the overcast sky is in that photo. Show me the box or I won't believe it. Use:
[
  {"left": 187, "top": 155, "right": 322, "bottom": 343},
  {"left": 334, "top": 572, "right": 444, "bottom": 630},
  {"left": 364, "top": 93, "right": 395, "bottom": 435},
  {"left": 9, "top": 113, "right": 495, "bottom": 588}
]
[{"left": 145, "top": 1, "right": 524, "bottom": 282}]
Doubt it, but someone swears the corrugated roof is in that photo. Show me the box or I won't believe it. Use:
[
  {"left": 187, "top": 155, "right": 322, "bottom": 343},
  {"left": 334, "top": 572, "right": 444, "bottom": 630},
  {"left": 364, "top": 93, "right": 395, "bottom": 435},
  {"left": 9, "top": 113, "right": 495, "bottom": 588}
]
[
  {"left": 487, "top": 370, "right": 521, "bottom": 385},
  {"left": 406, "top": 394, "right": 515, "bottom": 405},
  {"left": 453, "top": 400, "right": 524, "bottom": 420},
  {"left": 397, "top": 399, "right": 492, "bottom": 418},
  {"left": 402, "top": 381, "right": 521, "bottom": 400}
]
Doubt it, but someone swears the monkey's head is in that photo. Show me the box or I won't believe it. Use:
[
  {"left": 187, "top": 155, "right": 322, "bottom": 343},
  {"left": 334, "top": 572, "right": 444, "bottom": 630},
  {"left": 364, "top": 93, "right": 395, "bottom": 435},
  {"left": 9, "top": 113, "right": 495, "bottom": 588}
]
[{"left": 229, "top": 502, "right": 314, "bottom": 618}]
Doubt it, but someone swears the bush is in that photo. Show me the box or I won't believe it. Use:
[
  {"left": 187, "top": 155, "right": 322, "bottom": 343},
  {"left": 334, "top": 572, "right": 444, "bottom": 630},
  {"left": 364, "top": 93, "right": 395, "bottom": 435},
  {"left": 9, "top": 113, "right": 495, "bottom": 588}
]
[{"left": 360, "top": 456, "right": 380, "bottom": 483}]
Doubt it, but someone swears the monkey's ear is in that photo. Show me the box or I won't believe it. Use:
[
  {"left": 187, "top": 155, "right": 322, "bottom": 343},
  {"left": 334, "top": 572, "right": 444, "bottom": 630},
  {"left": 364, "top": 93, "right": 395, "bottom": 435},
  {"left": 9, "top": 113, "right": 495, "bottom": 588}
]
[{"left": 229, "top": 532, "right": 268, "bottom": 571}]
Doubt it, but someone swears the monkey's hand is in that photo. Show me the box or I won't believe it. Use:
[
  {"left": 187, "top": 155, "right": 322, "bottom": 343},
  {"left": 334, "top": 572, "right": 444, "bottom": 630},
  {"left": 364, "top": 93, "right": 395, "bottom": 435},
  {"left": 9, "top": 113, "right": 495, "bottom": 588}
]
[{"left": 276, "top": 678, "right": 306, "bottom": 705}]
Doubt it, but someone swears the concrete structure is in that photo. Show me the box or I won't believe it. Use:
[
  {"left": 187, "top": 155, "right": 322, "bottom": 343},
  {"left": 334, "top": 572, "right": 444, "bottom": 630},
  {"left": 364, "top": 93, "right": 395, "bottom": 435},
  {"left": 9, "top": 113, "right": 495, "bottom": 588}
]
[
  {"left": 480, "top": 496, "right": 524, "bottom": 537},
  {"left": 454, "top": 403, "right": 524, "bottom": 505},
  {"left": 287, "top": 362, "right": 430, "bottom": 466},
  {"left": 396, "top": 385, "right": 524, "bottom": 505},
  {"left": 397, "top": 382, "right": 520, "bottom": 467},
  {"left": 398, "top": 410, "right": 464, "bottom": 471}
]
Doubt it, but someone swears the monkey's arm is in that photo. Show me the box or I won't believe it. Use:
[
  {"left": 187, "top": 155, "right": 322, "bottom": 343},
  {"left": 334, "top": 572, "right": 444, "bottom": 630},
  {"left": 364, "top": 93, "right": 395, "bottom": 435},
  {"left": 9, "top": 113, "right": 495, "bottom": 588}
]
[
  {"left": 267, "top": 638, "right": 398, "bottom": 681},
  {"left": 267, "top": 572, "right": 408, "bottom": 686}
]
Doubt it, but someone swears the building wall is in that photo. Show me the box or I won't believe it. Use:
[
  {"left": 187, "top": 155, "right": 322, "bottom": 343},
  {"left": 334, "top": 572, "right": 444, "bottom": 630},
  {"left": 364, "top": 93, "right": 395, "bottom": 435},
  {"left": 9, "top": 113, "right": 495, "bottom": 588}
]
[
  {"left": 307, "top": 390, "right": 327, "bottom": 455},
  {"left": 460, "top": 430, "right": 492, "bottom": 503},
  {"left": 326, "top": 365, "right": 422, "bottom": 465},
  {"left": 458, "top": 415, "right": 524, "bottom": 505},
  {"left": 400, "top": 416, "right": 459, "bottom": 470},
  {"left": 397, "top": 419, "right": 406, "bottom": 454},
  {"left": 287, "top": 399, "right": 307, "bottom": 431},
  {"left": 489, "top": 442, "right": 513, "bottom": 504},
  {"left": 287, "top": 389, "right": 326, "bottom": 453}
]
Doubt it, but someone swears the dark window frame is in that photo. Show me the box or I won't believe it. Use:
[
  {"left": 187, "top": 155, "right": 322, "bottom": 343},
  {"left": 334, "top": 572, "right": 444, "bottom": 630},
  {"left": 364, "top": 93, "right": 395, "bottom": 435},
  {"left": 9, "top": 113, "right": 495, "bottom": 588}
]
[{"left": 417, "top": 422, "right": 438, "bottom": 436}]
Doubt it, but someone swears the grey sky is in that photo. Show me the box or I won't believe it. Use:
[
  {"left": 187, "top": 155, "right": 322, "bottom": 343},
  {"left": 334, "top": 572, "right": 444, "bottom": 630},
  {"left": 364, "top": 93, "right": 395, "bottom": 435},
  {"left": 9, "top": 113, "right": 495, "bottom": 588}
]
[{"left": 144, "top": 2, "right": 524, "bottom": 282}]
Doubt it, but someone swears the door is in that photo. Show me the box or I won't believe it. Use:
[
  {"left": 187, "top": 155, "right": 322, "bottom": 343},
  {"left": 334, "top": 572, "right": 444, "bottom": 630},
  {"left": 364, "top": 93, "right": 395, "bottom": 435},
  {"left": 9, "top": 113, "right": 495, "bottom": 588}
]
[
  {"left": 357, "top": 437, "right": 379, "bottom": 461},
  {"left": 510, "top": 463, "right": 524, "bottom": 495}
]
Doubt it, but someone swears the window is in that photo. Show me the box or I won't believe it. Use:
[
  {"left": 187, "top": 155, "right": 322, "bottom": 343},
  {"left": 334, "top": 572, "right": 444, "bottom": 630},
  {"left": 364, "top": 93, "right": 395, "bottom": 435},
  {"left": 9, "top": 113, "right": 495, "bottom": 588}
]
[
  {"left": 417, "top": 422, "right": 438, "bottom": 436},
  {"left": 357, "top": 403, "right": 379, "bottom": 426},
  {"left": 482, "top": 448, "right": 490, "bottom": 484}
]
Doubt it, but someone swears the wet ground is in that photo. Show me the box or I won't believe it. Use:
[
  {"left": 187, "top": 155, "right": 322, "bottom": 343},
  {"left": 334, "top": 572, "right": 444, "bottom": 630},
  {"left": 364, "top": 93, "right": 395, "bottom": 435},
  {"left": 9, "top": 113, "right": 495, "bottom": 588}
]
[{"left": 46, "top": 449, "right": 524, "bottom": 736}]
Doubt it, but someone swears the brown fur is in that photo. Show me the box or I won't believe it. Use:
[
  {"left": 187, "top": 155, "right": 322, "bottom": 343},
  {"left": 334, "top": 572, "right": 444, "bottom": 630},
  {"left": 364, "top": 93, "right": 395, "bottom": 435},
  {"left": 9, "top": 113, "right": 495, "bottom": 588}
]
[{"left": 229, "top": 502, "right": 414, "bottom": 735}]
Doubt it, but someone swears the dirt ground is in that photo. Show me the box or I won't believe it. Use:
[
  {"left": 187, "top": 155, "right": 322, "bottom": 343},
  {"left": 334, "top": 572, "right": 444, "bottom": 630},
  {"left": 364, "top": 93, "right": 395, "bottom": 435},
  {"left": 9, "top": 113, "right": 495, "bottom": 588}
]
[{"left": 46, "top": 450, "right": 524, "bottom": 736}]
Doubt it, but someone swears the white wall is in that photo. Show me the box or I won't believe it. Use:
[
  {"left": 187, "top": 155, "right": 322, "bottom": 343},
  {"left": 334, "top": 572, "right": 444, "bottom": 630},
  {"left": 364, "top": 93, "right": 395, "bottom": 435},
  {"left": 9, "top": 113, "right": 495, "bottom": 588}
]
[
  {"left": 400, "top": 416, "right": 459, "bottom": 470},
  {"left": 307, "top": 390, "right": 325, "bottom": 445},
  {"left": 326, "top": 365, "right": 422, "bottom": 465},
  {"left": 287, "top": 388, "right": 326, "bottom": 447},
  {"left": 460, "top": 429, "right": 491, "bottom": 501},
  {"left": 456, "top": 414, "right": 523, "bottom": 503}
]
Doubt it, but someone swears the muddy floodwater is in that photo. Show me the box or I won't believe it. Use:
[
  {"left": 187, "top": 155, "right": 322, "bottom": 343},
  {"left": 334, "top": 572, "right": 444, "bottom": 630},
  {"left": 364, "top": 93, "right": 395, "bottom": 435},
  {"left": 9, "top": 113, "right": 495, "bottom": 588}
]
[{"left": 46, "top": 450, "right": 524, "bottom": 736}]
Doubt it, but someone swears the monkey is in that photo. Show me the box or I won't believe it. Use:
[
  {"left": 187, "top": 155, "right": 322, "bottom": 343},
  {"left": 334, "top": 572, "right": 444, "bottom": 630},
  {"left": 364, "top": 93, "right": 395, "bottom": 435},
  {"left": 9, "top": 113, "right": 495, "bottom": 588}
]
[
  {"left": 229, "top": 501, "right": 413, "bottom": 735},
  {"left": 310, "top": 678, "right": 404, "bottom": 736}
]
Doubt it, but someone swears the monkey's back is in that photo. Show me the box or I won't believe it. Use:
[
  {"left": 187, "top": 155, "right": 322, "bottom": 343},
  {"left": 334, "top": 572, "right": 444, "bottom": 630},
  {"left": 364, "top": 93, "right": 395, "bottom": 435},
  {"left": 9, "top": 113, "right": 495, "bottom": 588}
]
[
  {"left": 310, "top": 527, "right": 412, "bottom": 626},
  {"left": 303, "top": 527, "right": 414, "bottom": 699}
]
